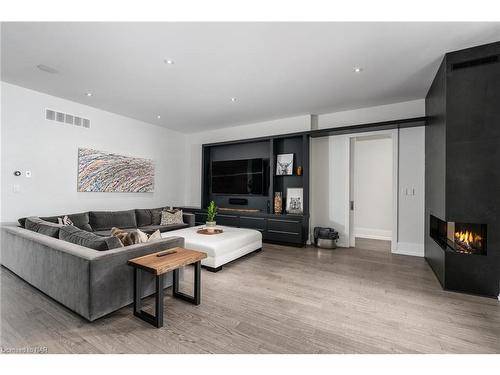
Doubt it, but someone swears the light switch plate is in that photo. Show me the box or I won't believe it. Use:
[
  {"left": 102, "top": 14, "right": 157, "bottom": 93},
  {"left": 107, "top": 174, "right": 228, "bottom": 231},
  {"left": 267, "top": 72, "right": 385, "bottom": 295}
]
[{"left": 13, "top": 184, "right": 20, "bottom": 193}]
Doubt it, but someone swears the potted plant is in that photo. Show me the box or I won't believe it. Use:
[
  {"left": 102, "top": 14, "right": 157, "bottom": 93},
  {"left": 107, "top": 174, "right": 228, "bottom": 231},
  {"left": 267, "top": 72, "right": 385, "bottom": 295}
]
[{"left": 206, "top": 200, "right": 218, "bottom": 232}]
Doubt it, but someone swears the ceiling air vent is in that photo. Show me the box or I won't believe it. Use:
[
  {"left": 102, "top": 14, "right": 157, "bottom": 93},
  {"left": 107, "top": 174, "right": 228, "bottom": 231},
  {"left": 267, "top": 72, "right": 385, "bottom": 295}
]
[
  {"left": 451, "top": 55, "right": 499, "bottom": 71},
  {"left": 45, "top": 109, "right": 90, "bottom": 129}
]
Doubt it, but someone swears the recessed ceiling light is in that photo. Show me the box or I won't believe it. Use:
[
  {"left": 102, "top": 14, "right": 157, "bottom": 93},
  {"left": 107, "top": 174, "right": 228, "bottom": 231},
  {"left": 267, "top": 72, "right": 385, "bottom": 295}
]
[
  {"left": 85, "top": 92, "right": 93, "bottom": 97},
  {"left": 164, "top": 59, "right": 175, "bottom": 65},
  {"left": 353, "top": 67, "right": 363, "bottom": 73},
  {"left": 230, "top": 97, "right": 237, "bottom": 102},
  {"left": 157, "top": 115, "right": 161, "bottom": 119},
  {"left": 36, "top": 64, "right": 58, "bottom": 74}
]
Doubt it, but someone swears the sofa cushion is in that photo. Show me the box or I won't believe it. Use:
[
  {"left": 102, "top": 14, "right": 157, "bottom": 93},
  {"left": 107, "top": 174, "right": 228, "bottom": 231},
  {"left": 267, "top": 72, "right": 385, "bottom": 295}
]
[
  {"left": 89, "top": 210, "right": 137, "bottom": 231},
  {"left": 182, "top": 212, "right": 195, "bottom": 227},
  {"left": 38, "top": 212, "right": 92, "bottom": 232},
  {"left": 39, "top": 215, "right": 59, "bottom": 223},
  {"left": 18, "top": 217, "right": 27, "bottom": 228},
  {"left": 135, "top": 209, "right": 153, "bottom": 227},
  {"left": 66, "top": 212, "right": 92, "bottom": 231},
  {"left": 59, "top": 225, "right": 123, "bottom": 251},
  {"left": 139, "top": 223, "right": 188, "bottom": 234},
  {"left": 25, "top": 217, "right": 63, "bottom": 238},
  {"left": 93, "top": 228, "right": 136, "bottom": 237},
  {"left": 151, "top": 208, "right": 163, "bottom": 225}
]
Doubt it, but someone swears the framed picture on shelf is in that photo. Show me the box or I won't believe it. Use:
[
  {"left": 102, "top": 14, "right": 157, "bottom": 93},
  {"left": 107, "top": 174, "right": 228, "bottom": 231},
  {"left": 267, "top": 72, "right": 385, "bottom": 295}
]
[
  {"left": 286, "top": 188, "right": 303, "bottom": 214},
  {"left": 276, "top": 153, "right": 294, "bottom": 175}
]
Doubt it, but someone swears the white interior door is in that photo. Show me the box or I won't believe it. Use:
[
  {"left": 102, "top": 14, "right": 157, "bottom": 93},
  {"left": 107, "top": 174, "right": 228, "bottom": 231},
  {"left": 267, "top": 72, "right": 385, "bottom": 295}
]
[{"left": 348, "top": 131, "right": 397, "bottom": 250}]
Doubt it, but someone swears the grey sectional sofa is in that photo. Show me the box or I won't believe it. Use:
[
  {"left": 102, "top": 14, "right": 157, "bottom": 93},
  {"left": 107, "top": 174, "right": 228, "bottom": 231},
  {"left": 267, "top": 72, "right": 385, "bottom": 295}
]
[
  {"left": 18, "top": 207, "right": 195, "bottom": 237},
  {"left": 0, "top": 207, "right": 195, "bottom": 321}
]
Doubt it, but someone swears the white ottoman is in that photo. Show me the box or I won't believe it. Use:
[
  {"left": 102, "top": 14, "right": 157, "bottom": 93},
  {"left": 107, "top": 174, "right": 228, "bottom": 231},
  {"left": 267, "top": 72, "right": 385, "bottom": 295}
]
[{"left": 162, "top": 225, "right": 262, "bottom": 272}]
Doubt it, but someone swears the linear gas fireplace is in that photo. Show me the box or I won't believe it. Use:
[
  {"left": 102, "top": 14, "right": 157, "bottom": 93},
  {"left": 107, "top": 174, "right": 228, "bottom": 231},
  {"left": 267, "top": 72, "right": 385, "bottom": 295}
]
[
  {"left": 429, "top": 215, "right": 487, "bottom": 256},
  {"left": 451, "top": 222, "right": 487, "bottom": 255}
]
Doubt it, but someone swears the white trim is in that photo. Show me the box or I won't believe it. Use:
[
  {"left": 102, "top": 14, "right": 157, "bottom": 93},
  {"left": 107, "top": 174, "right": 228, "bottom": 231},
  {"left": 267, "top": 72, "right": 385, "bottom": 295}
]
[
  {"left": 394, "top": 242, "right": 424, "bottom": 257},
  {"left": 391, "top": 129, "right": 399, "bottom": 253},
  {"left": 354, "top": 227, "right": 392, "bottom": 241}
]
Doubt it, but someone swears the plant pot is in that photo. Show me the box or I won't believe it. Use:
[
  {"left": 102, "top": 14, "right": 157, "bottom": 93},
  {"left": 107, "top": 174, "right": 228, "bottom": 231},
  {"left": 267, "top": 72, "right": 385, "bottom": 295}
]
[{"left": 206, "top": 221, "right": 216, "bottom": 232}]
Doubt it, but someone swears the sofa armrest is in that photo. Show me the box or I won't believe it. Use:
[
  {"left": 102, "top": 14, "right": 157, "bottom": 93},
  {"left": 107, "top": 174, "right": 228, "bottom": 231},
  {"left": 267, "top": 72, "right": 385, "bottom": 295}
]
[
  {"left": 1, "top": 225, "right": 185, "bottom": 321},
  {"left": 183, "top": 212, "right": 195, "bottom": 227},
  {"left": 88, "top": 236, "right": 185, "bottom": 320},
  {"left": 1, "top": 225, "right": 92, "bottom": 319}
]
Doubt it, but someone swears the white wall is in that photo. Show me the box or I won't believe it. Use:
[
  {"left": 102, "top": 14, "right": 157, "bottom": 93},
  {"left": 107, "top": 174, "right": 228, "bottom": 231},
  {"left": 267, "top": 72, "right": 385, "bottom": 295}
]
[
  {"left": 395, "top": 126, "right": 425, "bottom": 256},
  {"left": 318, "top": 100, "right": 424, "bottom": 128},
  {"left": 1, "top": 82, "right": 187, "bottom": 222},
  {"left": 353, "top": 135, "right": 393, "bottom": 240}
]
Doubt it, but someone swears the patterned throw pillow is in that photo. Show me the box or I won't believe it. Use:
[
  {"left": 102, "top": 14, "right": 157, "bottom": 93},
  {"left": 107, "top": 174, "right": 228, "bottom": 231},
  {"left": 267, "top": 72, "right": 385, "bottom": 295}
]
[
  {"left": 160, "top": 209, "right": 184, "bottom": 225},
  {"left": 57, "top": 215, "right": 74, "bottom": 226},
  {"left": 111, "top": 227, "right": 162, "bottom": 246},
  {"left": 148, "top": 230, "right": 161, "bottom": 241}
]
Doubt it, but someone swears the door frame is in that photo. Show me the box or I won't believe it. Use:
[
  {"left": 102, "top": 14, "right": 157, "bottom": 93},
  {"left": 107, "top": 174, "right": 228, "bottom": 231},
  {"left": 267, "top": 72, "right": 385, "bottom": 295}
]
[{"left": 346, "top": 129, "right": 398, "bottom": 252}]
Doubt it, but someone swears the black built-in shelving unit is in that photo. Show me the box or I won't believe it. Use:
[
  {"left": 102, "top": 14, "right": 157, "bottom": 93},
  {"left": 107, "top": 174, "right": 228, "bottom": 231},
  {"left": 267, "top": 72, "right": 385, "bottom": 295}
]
[{"left": 193, "top": 133, "right": 309, "bottom": 246}]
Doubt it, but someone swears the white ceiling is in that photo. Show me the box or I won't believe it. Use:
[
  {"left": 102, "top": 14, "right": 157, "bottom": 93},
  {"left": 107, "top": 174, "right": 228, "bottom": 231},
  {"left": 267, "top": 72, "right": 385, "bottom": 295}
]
[{"left": 2, "top": 22, "right": 500, "bottom": 133}]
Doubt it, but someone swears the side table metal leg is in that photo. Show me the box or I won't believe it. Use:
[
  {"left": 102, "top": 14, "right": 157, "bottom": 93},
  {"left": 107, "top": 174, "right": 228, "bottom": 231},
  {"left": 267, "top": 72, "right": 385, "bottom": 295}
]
[
  {"left": 173, "top": 268, "right": 179, "bottom": 294},
  {"left": 155, "top": 275, "right": 164, "bottom": 328},
  {"left": 133, "top": 268, "right": 142, "bottom": 316},
  {"left": 194, "top": 261, "right": 201, "bottom": 305},
  {"left": 172, "top": 261, "right": 202, "bottom": 305}
]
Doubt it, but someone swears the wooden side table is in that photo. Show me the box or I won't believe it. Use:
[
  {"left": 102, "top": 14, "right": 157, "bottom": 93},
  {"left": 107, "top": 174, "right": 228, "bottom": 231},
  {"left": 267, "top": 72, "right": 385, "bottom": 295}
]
[{"left": 127, "top": 247, "right": 207, "bottom": 328}]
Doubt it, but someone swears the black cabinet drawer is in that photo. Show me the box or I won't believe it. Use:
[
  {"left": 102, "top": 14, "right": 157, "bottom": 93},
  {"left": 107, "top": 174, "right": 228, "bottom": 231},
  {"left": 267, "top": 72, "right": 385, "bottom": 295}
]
[
  {"left": 267, "top": 218, "right": 302, "bottom": 234},
  {"left": 239, "top": 216, "right": 266, "bottom": 231},
  {"left": 216, "top": 214, "right": 239, "bottom": 227},
  {"left": 265, "top": 230, "right": 302, "bottom": 244}
]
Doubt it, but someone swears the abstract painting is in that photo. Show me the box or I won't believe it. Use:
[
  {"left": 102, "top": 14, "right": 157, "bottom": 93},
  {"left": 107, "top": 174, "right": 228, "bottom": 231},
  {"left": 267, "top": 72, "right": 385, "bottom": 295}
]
[{"left": 78, "top": 148, "right": 154, "bottom": 192}]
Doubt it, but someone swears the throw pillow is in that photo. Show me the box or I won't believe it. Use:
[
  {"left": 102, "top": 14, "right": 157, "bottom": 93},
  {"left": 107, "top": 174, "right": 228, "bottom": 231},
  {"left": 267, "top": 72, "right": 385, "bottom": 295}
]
[
  {"left": 25, "top": 217, "right": 63, "bottom": 238},
  {"left": 111, "top": 227, "right": 161, "bottom": 246},
  {"left": 160, "top": 209, "right": 184, "bottom": 225},
  {"left": 59, "top": 225, "right": 122, "bottom": 251},
  {"left": 136, "top": 228, "right": 149, "bottom": 243},
  {"left": 57, "top": 215, "right": 74, "bottom": 226},
  {"left": 111, "top": 227, "right": 133, "bottom": 245},
  {"left": 148, "top": 230, "right": 161, "bottom": 241}
]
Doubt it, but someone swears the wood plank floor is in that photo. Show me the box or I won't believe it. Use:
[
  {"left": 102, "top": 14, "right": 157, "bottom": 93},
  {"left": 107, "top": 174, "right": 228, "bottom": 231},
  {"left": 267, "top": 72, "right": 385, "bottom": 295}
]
[{"left": 1, "top": 242, "right": 499, "bottom": 354}]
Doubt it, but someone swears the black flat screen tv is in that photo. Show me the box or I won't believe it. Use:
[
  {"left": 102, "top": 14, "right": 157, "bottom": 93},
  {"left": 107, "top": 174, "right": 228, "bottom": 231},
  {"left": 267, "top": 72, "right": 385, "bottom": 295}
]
[{"left": 211, "top": 158, "right": 269, "bottom": 195}]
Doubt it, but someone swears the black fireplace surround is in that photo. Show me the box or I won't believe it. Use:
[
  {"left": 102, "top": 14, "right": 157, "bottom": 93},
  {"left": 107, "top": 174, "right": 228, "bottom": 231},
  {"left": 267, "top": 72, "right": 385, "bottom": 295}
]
[{"left": 425, "top": 41, "right": 500, "bottom": 298}]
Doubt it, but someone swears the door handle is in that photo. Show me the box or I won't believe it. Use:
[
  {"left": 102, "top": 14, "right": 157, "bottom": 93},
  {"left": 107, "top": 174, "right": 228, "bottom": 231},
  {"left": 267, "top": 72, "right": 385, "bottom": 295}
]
[{"left": 350, "top": 201, "right": 354, "bottom": 211}]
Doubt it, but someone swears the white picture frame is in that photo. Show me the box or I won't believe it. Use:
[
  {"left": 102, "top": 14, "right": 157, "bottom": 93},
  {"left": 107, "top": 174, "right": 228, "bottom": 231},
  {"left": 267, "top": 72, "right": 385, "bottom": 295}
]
[
  {"left": 276, "top": 153, "right": 294, "bottom": 175},
  {"left": 286, "top": 187, "right": 303, "bottom": 214}
]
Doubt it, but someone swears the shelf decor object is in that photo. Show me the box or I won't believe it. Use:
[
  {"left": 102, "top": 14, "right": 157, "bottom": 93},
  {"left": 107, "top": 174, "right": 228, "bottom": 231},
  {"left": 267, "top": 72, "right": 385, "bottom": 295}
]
[
  {"left": 274, "top": 192, "right": 283, "bottom": 214},
  {"left": 286, "top": 188, "right": 303, "bottom": 214},
  {"left": 197, "top": 228, "right": 224, "bottom": 235},
  {"left": 206, "top": 200, "right": 218, "bottom": 232},
  {"left": 276, "top": 153, "right": 294, "bottom": 175}
]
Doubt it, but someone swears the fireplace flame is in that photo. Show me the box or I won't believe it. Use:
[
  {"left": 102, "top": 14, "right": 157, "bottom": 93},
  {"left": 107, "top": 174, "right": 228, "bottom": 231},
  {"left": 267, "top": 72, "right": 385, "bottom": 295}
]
[{"left": 455, "top": 230, "right": 482, "bottom": 250}]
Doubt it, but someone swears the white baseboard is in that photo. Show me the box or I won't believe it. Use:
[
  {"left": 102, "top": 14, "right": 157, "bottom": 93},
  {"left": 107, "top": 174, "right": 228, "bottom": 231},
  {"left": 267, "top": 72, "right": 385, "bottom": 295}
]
[
  {"left": 354, "top": 227, "right": 392, "bottom": 241},
  {"left": 394, "top": 242, "right": 424, "bottom": 257}
]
